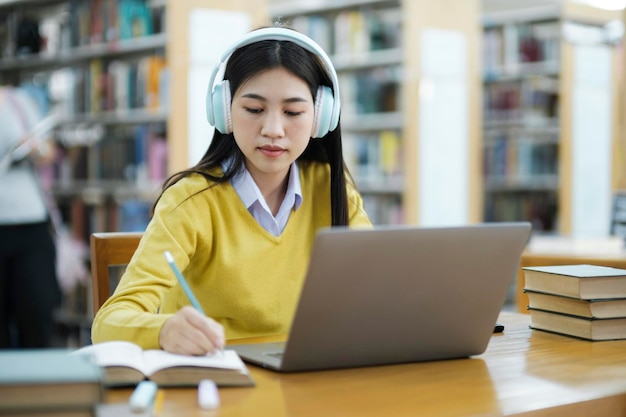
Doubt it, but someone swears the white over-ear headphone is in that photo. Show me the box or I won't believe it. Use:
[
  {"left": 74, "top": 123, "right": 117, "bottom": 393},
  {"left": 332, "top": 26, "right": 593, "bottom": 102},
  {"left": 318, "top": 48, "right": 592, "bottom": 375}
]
[{"left": 205, "top": 27, "right": 341, "bottom": 138}]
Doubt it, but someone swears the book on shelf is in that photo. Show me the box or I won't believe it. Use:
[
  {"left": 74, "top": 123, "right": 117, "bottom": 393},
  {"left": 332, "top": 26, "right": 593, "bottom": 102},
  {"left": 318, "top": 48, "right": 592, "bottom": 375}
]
[
  {"left": 291, "top": 15, "right": 332, "bottom": 54},
  {"left": 0, "top": 349, "right": 103, "bottom": 415},
  {"left": 73, "top": 340, "right": 254, "bottom": 387},
  {"left": 482, "top": 20, "right": 560, "bottom": 78},
  {"left": 528, "top": 308, "right": 626, "bottom": 341},
  {"left": 118, "top": 199, "right": 151, "bottom": 232},
  {"left": 522, "top": 264, "right": 626, "bottom": 299},
  {"left": 525, "top": 290, "right": 626, "bottom": 319}
]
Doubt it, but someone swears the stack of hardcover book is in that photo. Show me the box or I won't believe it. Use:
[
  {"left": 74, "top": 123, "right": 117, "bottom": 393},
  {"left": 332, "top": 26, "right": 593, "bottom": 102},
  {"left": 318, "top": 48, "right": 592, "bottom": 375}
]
[
  {"left": 0, "top": 349, "right": 103, "bottom": 416},
  {"left": 523, "top": 264, "right": 626, "bottom": 341}
]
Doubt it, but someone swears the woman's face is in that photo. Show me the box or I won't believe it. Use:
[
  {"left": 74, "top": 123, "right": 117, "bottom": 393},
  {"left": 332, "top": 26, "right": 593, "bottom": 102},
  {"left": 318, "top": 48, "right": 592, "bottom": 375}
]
[{"left": 230, "top": 67, "right": 315, "bottom": 185}]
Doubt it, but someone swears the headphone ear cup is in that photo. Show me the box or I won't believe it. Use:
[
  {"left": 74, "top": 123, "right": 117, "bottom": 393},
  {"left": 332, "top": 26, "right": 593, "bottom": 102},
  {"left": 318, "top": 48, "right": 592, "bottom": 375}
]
[
  {"left": 210, "top": 80, "right": 232, "bottom": 134},
  {"left": 311, "top": 85, "right": 335, "bottom": 138}
]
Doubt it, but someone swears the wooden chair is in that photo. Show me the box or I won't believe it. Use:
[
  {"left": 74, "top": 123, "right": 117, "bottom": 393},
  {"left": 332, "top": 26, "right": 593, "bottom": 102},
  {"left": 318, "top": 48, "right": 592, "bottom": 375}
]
[{"left": 90, "top": 232, "right": 143, "bottom": 314}]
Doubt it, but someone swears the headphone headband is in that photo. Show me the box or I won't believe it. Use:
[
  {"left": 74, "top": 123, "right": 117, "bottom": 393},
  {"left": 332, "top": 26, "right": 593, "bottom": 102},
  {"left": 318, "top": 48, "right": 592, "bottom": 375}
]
[{"left": 206, "top": 27, "right": 341, "bottom": 134}]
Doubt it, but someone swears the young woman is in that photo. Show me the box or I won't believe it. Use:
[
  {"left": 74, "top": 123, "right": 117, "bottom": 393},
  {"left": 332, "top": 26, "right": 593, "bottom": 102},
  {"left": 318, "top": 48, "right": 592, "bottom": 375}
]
[{"left": 91, "top": 27, "right": 372, "bottom": 355}]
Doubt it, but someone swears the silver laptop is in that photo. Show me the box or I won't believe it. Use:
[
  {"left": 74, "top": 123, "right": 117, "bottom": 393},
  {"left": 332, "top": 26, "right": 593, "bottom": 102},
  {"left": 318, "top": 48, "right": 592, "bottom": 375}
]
[{"left": 230, "top": 222, "right": 531, "bottom": 372}]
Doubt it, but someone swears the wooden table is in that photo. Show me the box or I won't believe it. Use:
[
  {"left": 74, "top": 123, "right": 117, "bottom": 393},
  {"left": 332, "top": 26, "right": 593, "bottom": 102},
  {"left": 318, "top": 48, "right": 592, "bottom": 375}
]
[{"left": 103, "top": 313, "right": 626, "bottom": 416}]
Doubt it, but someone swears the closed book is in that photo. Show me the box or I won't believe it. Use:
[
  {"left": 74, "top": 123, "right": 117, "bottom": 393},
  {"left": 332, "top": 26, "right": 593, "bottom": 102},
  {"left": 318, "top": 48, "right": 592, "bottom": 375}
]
[
  {"left": 526, "top": 290, "right": 626, "bottom": 319},
  {"left": 529, "top": 308, "right": 626, "bottom": 341},
  {"left": 0, "top": 349, "right": 103, "bottom": 413},
  {"left": 73, "top": 341, "right": 254, "bottom": 387},
  {"left": 523, "top": 264, "right": 626, "bottom": 299}
]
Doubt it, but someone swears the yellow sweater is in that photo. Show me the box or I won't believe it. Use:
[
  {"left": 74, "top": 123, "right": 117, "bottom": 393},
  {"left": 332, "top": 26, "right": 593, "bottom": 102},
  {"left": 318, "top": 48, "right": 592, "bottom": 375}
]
[{"left": 91, "top": 161, "right": 371, "bottom": 348}]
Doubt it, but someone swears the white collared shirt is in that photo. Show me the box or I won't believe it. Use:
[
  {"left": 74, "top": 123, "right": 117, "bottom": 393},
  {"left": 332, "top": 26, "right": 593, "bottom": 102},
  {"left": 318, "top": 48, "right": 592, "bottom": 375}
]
[{"left": 230, "top": 162, "right": 302, "bottom": 236}]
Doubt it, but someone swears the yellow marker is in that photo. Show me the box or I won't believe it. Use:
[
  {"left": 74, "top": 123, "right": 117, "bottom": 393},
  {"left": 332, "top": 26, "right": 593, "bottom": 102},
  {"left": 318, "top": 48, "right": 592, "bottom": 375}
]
[{"left": 152, "top": 390, "right": 165, "bottom": 416}]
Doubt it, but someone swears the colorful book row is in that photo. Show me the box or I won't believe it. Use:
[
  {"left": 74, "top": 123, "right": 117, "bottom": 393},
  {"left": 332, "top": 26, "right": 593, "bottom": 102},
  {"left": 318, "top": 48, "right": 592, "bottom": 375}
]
[
  {"left": 483, "top": 134, "right": 558, "bottom": 179},
  {"left": 483, "top": 20, "right": 560, "bottom": 78},
  {"left": 289, "top": 7, "right": 402, "bottom": 56},
  {"left": 48, "top": 54, "right": 167, "bottom": 118},
  {"left": 51, "top": 124, "right": 167, "bottom": 185}
]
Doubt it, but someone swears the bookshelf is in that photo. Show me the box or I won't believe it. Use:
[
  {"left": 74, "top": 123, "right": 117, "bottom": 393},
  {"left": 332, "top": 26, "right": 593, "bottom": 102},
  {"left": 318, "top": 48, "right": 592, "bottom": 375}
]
[
  {"left": 482, "top": 0, "right": 623, "bottom": 236},
  {"left": 0, "top": 0, "right": 268, "bottom": 346},
  {"left": 1, "top": 0, "right": 268, "bottom": 240},
  {"left": 270, "top": 0, "right": 482, "bottom": 226}
]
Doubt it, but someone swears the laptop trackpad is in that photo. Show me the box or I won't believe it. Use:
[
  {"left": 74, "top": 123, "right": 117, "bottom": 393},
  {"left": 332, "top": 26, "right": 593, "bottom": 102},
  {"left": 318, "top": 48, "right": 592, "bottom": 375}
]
[{"left": 230, "top": 342, "right": 286, "bottom": 370}]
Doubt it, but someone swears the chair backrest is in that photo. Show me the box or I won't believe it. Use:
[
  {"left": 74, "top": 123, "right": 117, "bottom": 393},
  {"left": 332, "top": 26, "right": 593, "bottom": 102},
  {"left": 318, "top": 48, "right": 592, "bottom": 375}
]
[{"left": 90, "top": 232, "right": 143, "bottom": 314}]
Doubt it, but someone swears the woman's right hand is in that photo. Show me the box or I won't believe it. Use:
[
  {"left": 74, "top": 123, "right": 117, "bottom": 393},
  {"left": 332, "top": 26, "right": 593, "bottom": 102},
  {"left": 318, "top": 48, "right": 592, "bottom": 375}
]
[{"left": 159, "top": 306, "right": 225, "bottom": 355}]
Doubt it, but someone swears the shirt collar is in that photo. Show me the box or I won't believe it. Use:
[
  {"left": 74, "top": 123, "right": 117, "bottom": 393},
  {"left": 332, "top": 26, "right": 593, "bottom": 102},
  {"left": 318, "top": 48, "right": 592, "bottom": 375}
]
[{"left": 231, "top": 162, "right": 302, "bottom": 211}]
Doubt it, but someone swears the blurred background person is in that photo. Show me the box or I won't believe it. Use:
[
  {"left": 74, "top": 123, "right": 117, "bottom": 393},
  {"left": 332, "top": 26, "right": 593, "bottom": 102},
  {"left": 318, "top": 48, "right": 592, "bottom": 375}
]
[{"left": 0, "top": 84, "right": 61, "bottom": 348}]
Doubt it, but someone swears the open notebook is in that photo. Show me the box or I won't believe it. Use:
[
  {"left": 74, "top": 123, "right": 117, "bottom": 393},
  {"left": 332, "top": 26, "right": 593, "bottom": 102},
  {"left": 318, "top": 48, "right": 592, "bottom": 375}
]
[{"left": 231, "top": 222, "right": 531, "bottom": 372}]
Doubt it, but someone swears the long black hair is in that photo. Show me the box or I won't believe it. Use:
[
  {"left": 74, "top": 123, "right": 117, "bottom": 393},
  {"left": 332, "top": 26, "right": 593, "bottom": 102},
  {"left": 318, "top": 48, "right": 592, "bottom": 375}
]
[{"left": 154, "top": 30, "right": 351, "bottom": 226}]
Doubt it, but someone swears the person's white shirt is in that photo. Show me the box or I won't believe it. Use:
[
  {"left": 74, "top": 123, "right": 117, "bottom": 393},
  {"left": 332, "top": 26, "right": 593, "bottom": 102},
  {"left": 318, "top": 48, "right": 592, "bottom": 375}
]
[
  {"left": 0, "top": 87, "right": 48, "bottom": 224},
  {"left": 230, "top": 162, "right": 302, "bottom": 236}
]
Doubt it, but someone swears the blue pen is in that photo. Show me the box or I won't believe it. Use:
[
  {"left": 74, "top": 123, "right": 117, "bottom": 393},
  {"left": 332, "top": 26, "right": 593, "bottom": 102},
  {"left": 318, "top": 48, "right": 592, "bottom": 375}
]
[
  {"left": 163, "top": 250, "right": 205, "bottom": 315},
  {"left": 164, "top": 251, "right": 223, "bottom": 355}
]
